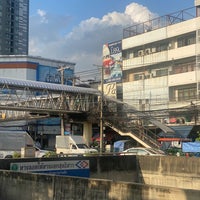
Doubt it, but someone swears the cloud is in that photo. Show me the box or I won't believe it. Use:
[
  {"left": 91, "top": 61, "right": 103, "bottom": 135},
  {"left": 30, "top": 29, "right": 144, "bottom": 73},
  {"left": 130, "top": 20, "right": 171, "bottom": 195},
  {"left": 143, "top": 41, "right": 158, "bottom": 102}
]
[
  {"left": 29, "top": 3, "right": 157, "bottom": 74},
  {"left": 37, "top": 9, "right": 48, "bottom": 23}
]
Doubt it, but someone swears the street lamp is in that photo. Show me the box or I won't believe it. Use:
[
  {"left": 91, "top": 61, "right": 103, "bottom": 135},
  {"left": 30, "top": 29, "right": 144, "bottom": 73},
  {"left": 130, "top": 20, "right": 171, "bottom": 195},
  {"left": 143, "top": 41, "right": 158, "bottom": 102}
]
[{"left": 93, "top": 64, "right": 104, "bottom": 154}]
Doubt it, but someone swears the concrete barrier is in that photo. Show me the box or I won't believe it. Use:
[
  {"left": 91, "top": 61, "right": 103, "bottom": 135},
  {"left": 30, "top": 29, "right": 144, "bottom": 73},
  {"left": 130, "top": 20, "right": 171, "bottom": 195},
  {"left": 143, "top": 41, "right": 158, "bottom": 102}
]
[
  {"left": 0, "top": 155, "right": 200, "bottom": 199},
  {"left": 0, "top": 170, "right": 200, "bottom": 200},
  {"left": 0, "top": 156, "right": 139, "bottom": 182},
  {"left": 137, "top": 156, "right": 200, "bottom": 190}
]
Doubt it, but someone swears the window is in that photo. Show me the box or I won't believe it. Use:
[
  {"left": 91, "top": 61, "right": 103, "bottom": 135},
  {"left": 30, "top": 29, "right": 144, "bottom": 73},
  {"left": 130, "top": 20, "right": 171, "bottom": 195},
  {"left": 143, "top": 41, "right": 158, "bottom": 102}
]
[
  {"left": 156, "top": 42, "right": 168, "bottom": 52},
  {"left": 156, "top": 69, "right": 168, "bottom": 77},
  {"left": 134, "top": 74, "right": 143, "bottom": 80},
  {"left": 177, "top": 33, "right": 195, "bottom": 48},
  {"left": 172, "top": 62, "right": 195, "bottom": 75},
  {"left": 71, "top": 123, "right": 83, "bottom": 136},
  {"left": 178, "top": 88, "right": 196, "bottom": 101}
]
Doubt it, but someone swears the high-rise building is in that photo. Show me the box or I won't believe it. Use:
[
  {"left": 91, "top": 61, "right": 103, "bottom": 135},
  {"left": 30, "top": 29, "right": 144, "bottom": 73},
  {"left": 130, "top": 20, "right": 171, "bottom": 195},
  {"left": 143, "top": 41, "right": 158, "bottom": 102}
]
[{"left": 0, "top": 0, "right": 29, "bottom": 55}]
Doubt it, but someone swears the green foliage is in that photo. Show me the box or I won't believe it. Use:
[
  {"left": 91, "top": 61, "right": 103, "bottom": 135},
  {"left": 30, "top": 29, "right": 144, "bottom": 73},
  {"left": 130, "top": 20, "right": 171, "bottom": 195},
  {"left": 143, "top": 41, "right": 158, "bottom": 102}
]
[
  {"left": 44, "top": 151, "right": 57, "bottom": 158},
  {"left": 165, "top": 147, "right": 185, "bottom": 156},
  {"left": 91, "top": 141, "right": 99, "bottom": 147},
  {"left": 13, "top": 152, "right": 21, "bottom": 158},
  {"left": 195, "top": 131, "right": 200, "bottom": 141}
]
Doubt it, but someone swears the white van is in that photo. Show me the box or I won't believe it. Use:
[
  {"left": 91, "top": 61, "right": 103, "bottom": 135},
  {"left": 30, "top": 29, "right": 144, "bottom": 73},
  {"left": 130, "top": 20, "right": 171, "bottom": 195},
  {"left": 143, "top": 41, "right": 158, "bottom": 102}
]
[{"left": 56, "top": 135, "right": 98, "bottom": 155}]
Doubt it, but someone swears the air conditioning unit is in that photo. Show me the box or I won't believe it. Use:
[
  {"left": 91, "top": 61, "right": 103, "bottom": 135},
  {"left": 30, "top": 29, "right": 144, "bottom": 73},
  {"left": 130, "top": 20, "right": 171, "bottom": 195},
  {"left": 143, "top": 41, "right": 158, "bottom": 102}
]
[
  {"left": 168, "top": 43, "right": 172, "bottom": 49},
  {"left": 151, "top": 47, "right": 156, "bottom": 53},
  {"left": 145, "top": 48, "right": 151, "bottom": 55},
  {"left": 139, "top": 74, "right": 144, "bottom": 80},
  {"left": 138, "top": 50, "right": 144, "bottom": 56},
  {"left": 151, "top": 71, "right": 156, "bottom": 77},
  {"left": 168, "top": 66, "right": 172, "bottom": 71}
]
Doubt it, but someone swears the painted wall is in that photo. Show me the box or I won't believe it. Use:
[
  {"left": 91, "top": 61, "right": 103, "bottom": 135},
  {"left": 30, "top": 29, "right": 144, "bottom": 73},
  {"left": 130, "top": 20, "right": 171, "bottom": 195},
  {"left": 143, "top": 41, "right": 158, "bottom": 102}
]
[
  {"left": 0, "top": 62, "right": 37, "bottom": 80},
  {"left": 0, "top": 170, "right": 200, "bottom": 200},
  {"left": 123, "top": 76, "right": 169, "bottom": 110}
]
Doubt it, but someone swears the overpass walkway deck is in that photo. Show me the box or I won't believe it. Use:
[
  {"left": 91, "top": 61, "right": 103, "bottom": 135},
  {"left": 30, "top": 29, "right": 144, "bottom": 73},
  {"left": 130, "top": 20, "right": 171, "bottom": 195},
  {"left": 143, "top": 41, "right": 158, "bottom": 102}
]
[{"left": 0, "top": 77, "right": 174, "bottom": 148}]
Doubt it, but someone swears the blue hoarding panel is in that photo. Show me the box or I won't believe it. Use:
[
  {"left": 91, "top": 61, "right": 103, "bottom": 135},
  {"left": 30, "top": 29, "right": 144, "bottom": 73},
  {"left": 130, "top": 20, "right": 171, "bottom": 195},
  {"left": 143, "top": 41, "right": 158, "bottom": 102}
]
[
  {"left": 182, "top": 142, "right": 200, "bottom": 152},
  {"left": 35, "top": 169, "right": 90, "bottom": 177}
]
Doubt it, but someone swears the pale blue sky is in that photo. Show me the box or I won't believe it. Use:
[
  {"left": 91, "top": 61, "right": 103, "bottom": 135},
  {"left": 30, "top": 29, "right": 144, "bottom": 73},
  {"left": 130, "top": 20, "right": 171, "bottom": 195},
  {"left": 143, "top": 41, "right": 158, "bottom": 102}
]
[{"left": 29, "top": 0, "right": 195, "bottom": 73}]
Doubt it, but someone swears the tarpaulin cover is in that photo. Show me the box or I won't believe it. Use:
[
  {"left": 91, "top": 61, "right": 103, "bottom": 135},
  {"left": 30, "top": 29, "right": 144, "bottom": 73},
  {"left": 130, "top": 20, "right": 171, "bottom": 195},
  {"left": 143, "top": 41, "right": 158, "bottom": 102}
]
[
  {"left": 182, "top": 142, "right": 200, "bottom": 152},
  {"left": 113, "top": 140, "right": 129, "bottom": 152}
]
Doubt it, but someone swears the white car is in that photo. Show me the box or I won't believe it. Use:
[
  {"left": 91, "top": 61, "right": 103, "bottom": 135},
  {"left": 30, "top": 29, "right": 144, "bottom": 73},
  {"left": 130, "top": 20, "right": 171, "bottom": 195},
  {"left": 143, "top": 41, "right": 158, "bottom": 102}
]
[
  {"left": 120, "top": 147, "right": 165, "bottom": 156},
  {"left": 35, "top": 146, "right": 50, "bottom": 158}
]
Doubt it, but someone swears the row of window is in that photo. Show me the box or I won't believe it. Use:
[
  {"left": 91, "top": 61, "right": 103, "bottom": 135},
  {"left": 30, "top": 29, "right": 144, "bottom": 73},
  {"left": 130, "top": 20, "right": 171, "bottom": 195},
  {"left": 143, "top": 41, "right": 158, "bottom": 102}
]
[
  {"left": 123, "top": 33, "right": 196, "bottom": 59},
  {"left": 170, "top": 62, "right": 195, "bottom": 75},
  {"left": 123, "top": 61, "right": 195, "bottom": 82},
  {"left": 169, "top": 87, "right": 197, "bottom": 101},
  {"left": 177, "top": 87, "right": 196, "bottom": 101},
  {"left": 177, "top": 34, "right": 196, "bottom": 47}
]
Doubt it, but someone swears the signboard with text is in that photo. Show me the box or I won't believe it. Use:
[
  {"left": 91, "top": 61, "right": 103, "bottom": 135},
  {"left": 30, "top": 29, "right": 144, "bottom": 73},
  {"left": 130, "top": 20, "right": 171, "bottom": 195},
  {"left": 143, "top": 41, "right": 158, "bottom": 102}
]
[{"left": 10, "top": 160, "right": 90, "bottom": 178}]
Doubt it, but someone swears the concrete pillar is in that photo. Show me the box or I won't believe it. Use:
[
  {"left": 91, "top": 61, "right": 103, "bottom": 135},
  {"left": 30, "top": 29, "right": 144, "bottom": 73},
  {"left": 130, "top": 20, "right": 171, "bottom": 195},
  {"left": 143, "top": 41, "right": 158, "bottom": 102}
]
[
  {"left": 83, "top": 122, "right": 93, "bottom": 146},
  {"left": 195, "top": 0, "right": 200, "bottom": 17}
]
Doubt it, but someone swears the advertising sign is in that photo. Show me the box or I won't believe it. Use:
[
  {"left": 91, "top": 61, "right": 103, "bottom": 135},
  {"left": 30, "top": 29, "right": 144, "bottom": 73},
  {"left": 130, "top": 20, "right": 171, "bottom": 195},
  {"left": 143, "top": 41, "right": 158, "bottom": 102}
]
[
  {"left": 104, "top": 82, "right": 117, "bottom": 98},
  {"left": 10, "top": 160, "right": 90, "bottom": 177},
  {"left": 99, "top": 82, "right": 117, "bottom": 98},
  {"left": 37, "top": 65, "right": 73, "bottom": 85},
  {"left": 64, "top": 123, "right": 71, "bottom": 135},
  {"left": 102, "top": 40, "right": 122, "bottom": 83}
]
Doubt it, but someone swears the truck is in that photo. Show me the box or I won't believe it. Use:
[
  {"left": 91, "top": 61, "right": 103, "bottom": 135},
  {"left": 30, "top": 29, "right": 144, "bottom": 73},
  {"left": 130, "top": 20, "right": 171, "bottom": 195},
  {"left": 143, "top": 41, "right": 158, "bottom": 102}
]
[
  {"left": 0, "top": 131, "right": 34, "bottom": 158},
  {"left": 55, "top": 135, "right": 98, "bottom": 155}
]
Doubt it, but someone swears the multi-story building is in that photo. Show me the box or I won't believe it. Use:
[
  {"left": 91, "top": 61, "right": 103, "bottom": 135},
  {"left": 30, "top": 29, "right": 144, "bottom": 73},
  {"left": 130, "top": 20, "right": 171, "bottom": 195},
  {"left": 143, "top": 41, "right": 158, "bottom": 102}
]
[
  {"left": 121, "top": 1, "right": 200, "bottom": 127},
  {"left": 0, "top": 55, "right": 76, "bottom": 149},
  {"left": 0, "top": 0, "right": 29, "bottom": 55}
]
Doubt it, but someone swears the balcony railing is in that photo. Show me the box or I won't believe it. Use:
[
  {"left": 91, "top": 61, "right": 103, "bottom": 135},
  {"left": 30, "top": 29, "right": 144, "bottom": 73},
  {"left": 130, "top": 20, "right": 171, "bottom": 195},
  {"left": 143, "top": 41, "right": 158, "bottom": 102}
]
[{"left": 123, "top": 7, "right": 196, "bottom": 39}]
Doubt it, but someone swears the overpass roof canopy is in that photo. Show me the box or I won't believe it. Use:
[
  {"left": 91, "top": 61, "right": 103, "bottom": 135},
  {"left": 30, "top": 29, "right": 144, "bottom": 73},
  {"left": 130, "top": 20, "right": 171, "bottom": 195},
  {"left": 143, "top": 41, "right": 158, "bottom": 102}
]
[{"left": 0, "top": 77, "right": 100, "bottom": 95}]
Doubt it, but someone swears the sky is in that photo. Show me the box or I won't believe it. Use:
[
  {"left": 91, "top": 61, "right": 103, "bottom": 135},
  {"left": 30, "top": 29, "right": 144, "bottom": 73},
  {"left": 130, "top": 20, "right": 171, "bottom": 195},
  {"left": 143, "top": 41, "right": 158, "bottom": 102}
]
[{"left": 29, "top": 0, "right": 195, "bottom": 76}]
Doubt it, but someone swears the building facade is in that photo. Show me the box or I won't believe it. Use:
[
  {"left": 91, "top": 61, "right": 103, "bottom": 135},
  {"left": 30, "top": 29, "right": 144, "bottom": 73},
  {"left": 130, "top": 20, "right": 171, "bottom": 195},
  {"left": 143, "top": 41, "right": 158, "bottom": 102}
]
[
  {"left": 0, "top": 55, "right": 75, "bottom": 84},
  {"left": 121, "top": 1, "right": 200, "bottom": 125},
  {"left": 0, "top": 0, "right": 29, "bottom": 55},
  {"left": 0, "top": 55, "right": 76, "bottom": 149}
]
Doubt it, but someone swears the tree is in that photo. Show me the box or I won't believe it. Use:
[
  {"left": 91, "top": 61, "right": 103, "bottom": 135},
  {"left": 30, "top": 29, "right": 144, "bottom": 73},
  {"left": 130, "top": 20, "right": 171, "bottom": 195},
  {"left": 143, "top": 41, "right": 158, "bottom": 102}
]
[{"left": 195, "top": 131, "right": 200, "bottom": 142}]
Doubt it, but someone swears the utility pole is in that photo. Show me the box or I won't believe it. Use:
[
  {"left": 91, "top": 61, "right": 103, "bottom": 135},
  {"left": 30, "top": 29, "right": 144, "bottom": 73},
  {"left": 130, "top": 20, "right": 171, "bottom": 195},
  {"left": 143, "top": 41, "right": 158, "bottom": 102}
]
[
  {"left": 94, "top": 64, "right": 104, "bottom": 154},
  {"left": 57, "top": 65, "right": 72, "bottom": 136}
]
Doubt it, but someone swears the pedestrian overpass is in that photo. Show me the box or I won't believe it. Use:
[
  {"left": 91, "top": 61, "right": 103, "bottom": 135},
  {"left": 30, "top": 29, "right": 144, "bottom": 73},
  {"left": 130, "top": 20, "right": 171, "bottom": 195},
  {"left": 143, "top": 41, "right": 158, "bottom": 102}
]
[{"left": 0, "top": 77, "right": 174, "bottom": 148}]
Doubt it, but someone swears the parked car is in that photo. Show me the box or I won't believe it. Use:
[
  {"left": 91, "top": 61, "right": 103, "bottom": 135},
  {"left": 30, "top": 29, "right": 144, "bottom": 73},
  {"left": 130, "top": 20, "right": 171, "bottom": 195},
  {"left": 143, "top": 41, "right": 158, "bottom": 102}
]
[
  {"left": 120, "top": 147, "right": 165, "bottom": 156},
  {"left": 35, "top": 146, "right": 51, "bottom": 158}
]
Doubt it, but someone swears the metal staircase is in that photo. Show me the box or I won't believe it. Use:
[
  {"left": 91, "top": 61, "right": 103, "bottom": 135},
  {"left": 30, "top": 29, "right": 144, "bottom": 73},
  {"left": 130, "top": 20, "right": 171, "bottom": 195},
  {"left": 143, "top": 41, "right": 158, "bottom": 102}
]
[{"left": 101, "top": 96, "right": 175, "bottom": 149}]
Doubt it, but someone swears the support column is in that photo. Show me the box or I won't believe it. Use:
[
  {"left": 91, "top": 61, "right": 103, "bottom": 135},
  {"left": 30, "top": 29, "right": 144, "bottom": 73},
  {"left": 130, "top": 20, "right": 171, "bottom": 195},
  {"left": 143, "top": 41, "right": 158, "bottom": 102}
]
[{"left": 83, "top": 122, "right": 93, "bottom": 146}]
